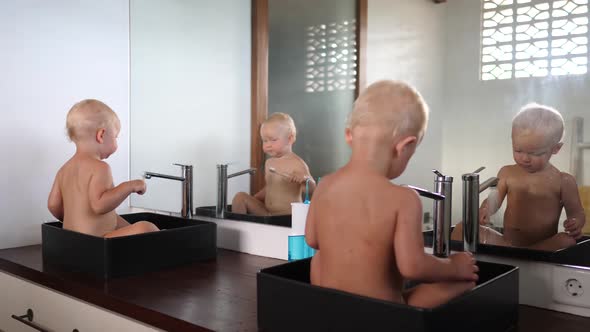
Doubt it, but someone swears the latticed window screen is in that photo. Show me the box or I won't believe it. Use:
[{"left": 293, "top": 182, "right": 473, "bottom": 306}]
[
  {"left": 481, "top": 0, "right": 589, "bottom": 80},
  {"left": 306, "top": 20, "right": 358, "bottom": 93}
]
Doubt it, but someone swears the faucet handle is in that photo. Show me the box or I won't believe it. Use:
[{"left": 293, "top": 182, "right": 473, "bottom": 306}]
[
  {"left": 472, "top": 166, "right": 485, "bottom": 174},
  {"left": 173, "top": 163, "right": 192, "bottom": 169},
  {"left": 432, "top": 169, "right": 445, "bottom": 177}
]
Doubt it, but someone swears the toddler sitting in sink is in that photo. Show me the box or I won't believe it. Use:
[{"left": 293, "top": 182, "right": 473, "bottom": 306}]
[
  {"left": 452, "top": 103, "right": 585, "bottom": 251},
  {"left": 232, "top": 112, "right": 316, "bottom": 216},
  {"left": 305, "top": 80, "right": 478, "bottom": 308},
  {"left": 47, "top": 99, "right": 159, "bottom": 237}
]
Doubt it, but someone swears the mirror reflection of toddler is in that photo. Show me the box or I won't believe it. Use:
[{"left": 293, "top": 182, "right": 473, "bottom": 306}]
[
  {"left": 453, "top": 103, "right": 586, "bottom": 251},
  {"left": 231, "top": 113, "right": 316, "bottom": 216}
]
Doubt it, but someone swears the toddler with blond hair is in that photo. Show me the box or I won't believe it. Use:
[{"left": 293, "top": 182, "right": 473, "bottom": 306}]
[
  {"left": 452, "top": 103, "right": 586, "bottom": 251},
  {"left": 232, "top": 112, "right": 315, "bottom": 216},
  {"left": 48, "top": 99, "right": 159, "bottom": 237},
  {"left": 306, "top": 80, "right": 478, "bottom": 308}
]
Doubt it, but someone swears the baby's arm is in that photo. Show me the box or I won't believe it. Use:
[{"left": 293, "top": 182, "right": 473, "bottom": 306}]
[
  {"left": 47, "top": 174, "right": 64, "bottom": 220},
  {"left": 394, "top": 188, "right": 478, "bottom": 282},
  {"left": 254, "top": 187, "right": 266, "bottom": 202},
  {"left": 292, "top": 161, "right": 316, "bottom": 195},
  {"left": 304, "top": 192, "right": 318, "bottom": 249},
  {"left": 88, "top": 162, "right": 146, "bottom": 215},
  {"left": 116, "top": 215, "right": 131, "bottom": 229},
  {"left": 480, "top": 167, "right": 508, "bottom": 224},
  {"left": 561, "top": 172, "right": 586, "bottom": 239}
]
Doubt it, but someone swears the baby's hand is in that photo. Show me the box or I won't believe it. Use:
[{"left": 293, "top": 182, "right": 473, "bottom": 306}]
[
  {"left": 131, "top": 179, "right": 147, "bottom": 195},
  {"left": 288, "top": 174, "right": 310, "bottom": 185},
  {"left": 564, "top": 217, "right": 584, "bottom": 239},
  {"left": 479, "top": 199, "right": 489, "bottom": 225},
  {"left": 449, "top": 252, "right": 479, "bottom": 282}
]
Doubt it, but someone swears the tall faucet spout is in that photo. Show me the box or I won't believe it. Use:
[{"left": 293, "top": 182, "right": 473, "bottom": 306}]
[
  {"left": 432, "top": 170, "right": 453, "bottom": 258},
  {"left": 216, "top": 165, "right": 257, "bottom": 218},
  {"left": 144, "top": 172, "right": 185, "bottom": 182},
  {"left": 479, "top": 177, "right": 499, "bottom": 193},
  {"left": 227, "top": 168, "right": 257, "bottom": 179},
  {"left": 403, "top": 185, "right": 445, "bottom": 201},
  {"left": 143, "top": 164, "right": 194, "bottom": 218}
]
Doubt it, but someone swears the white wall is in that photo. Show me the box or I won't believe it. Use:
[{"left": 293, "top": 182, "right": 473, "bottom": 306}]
[
  {"left": 442, "top": 0, "right": 590, "bottom": 220},
  {"left": 367, "top": 0, "right": 447, "bottom": 217},
  {"left": 0, "top": 1, "right": 130, "bottom": 249},
  {"left": 129, "top": 0, "right": 251, "bottom": 213}
]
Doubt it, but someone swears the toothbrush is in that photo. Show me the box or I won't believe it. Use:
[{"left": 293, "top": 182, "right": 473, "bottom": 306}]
[
  {"left": 270, "top": 167, "right": 312, "bottom": 202},
  {"left": 268, "top": 167, "right": 292, "bottom": 179}
]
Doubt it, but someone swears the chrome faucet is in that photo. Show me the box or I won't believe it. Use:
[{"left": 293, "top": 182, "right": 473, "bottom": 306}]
[
  {"left": 403, "top": 183, "right": 446, "bottom": 253},
  {"left": 432, "top": 169, "right": 453, "bottom": 257},
  {"left": 462, "top": 166, "right": 499, "bottom": 253},
  {"left": 403, "top": 184, "right": 445, "bottom": 201},
  {"left": 144, "top": 163, "right": 194, "bottom": 218},
  {"left": 216, "top": 164, "right": 257, "bottom": 218}
]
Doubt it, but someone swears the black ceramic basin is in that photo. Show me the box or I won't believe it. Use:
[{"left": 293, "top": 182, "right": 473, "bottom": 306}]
[
  {"left": 423, "top": 229, "right": 590, "bottom": 266},
  {"left": 42, "top": 213, "right": 217, "bottom": 278},
  {"left": 258, "top": 258, "right": 519, "bottom": 332},
  {"left": 195, "top": 205, "right": 291, "bottom": 227}
]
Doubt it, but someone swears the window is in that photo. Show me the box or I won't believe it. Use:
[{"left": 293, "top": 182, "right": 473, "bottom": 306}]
[
  {"left": 481, "top": 0, "right": 589, "bottom": 80},
  {"left": 306, "top": 20, "right": 358, "bottom": 92}
]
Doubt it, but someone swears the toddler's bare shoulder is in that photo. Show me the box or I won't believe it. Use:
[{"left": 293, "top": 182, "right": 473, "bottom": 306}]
[
  {"left": 388, "top": 184, "right": 420, "bottom": 204},
  {"left": 559, "top": 172, "right": 578, "bottom": 186},
  {"left": 498, "top": 165, "right": 518, "bottom": 177},
  {"left": 88, "top": 159, "right": 111, "bottom": 174},
  {"left": 290, "top": 153, "right": 311, "bottom": 170}
]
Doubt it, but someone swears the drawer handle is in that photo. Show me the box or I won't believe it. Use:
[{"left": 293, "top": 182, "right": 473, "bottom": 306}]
[{"left": 10, "top": 309, "right": 48, "bottom": 332}]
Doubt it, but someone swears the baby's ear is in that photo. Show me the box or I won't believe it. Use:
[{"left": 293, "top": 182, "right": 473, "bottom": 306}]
[
  {"left": 552, "top": 142, "right": 563, "bottom": 154},
  {"left": 96, "top": 128, "right": 106, "bottom": 144},
  {"left": 344, "top": 128, "right": 352, "bottom": 147},
  {"left": 394, "top": 136, "right": 417, "bottom": 157}
]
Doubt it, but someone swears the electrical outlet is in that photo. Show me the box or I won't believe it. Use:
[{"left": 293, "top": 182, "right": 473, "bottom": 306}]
[
  {"left": 552, "top": 265, "right": 590, "bottom": 308},
  {"left": 565, "top": 278, "right": 584, "bottom": 297}
]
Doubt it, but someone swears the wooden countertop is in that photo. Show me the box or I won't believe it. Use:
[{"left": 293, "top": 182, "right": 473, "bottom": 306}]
[{"left": 0, "top": 245, "right": 589, "bottom": 332}]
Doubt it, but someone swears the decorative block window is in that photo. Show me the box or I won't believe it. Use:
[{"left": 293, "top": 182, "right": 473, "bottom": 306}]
[
  {"left": 481, "top": 0, "right": 589, "bottom": 80},
  {"left": 306, "top": 20, "right": 358, "bottom": 92}
]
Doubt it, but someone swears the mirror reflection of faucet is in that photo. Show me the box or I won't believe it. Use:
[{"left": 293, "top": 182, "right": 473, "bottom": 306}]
[
  {"left": 144, "top": 163, "right": 194, "bottom": 218},
  {"left": 216, "top": 164, "right": 257, "bottom": 219},
  {"left": 462, "top": 166, "right": 499, "bottom": 253}
]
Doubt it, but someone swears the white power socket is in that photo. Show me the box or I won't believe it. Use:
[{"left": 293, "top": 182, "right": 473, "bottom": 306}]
[{"left": 553, "top": 265, "right": 590, "bottom": 308}]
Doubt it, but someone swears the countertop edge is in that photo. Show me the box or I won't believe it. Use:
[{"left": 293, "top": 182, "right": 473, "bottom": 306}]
[{"left": 0, "top": 256, "right": 212, "bottom": 332}]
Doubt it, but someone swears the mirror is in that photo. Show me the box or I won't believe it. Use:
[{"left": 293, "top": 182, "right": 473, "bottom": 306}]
[
  {"left": 438, "top": 0, "right": 590, "bottom": 252},
  {"left": 129, "top": 0, "right": 590, "bottom": 251},
  {"left": 268, "top": 0, "right": 358, "bottom": 178}
]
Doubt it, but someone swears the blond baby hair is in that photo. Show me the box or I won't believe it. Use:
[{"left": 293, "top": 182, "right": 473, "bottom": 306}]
[
  {"left": 263, "top": 112, "right": 297, "bottom": 140},
  {"left": 347, "top": 80, "right": 429, "bottom": 141},
  {"left": 66, "top": 99, "right": 119, "bottom": 141},
  {"left": 512, "top": 103, "right": 565, "bottom": 145}
]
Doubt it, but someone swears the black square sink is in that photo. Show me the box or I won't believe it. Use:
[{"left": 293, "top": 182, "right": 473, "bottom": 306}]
[
  {"left": 42, "top": 213, "right": 217, "bottom": 278},
  {"left": 195, "top": 205, "right": 291, "bottom": 227},
  {"left": 257, "top": 258, "right": 518, "bottom": 332},
  {"left": 423, "top": 229, "right": 590, "bottom": 266}
]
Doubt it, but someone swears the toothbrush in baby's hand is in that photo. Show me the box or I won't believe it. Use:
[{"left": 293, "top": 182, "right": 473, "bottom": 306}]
[
  {"left": 269, "top": 167, "right": 310, "bottom": 184},
  {"left": 268, "top": 167, "right": 292, "bottom": 179}
]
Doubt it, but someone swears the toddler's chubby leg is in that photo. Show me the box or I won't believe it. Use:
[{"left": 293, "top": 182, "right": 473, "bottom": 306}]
[
  {"left": 527, "top": 232, "right": 577, "bottom": 251},
  {"left": 404, "top": 281, "right": 476, "bottom": 309},
  {"left": 231, "top": 192, "right": 271, "bottom": 216},
  {"left": 104, "top": 221, "right": 159, "bottom": 238}
]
